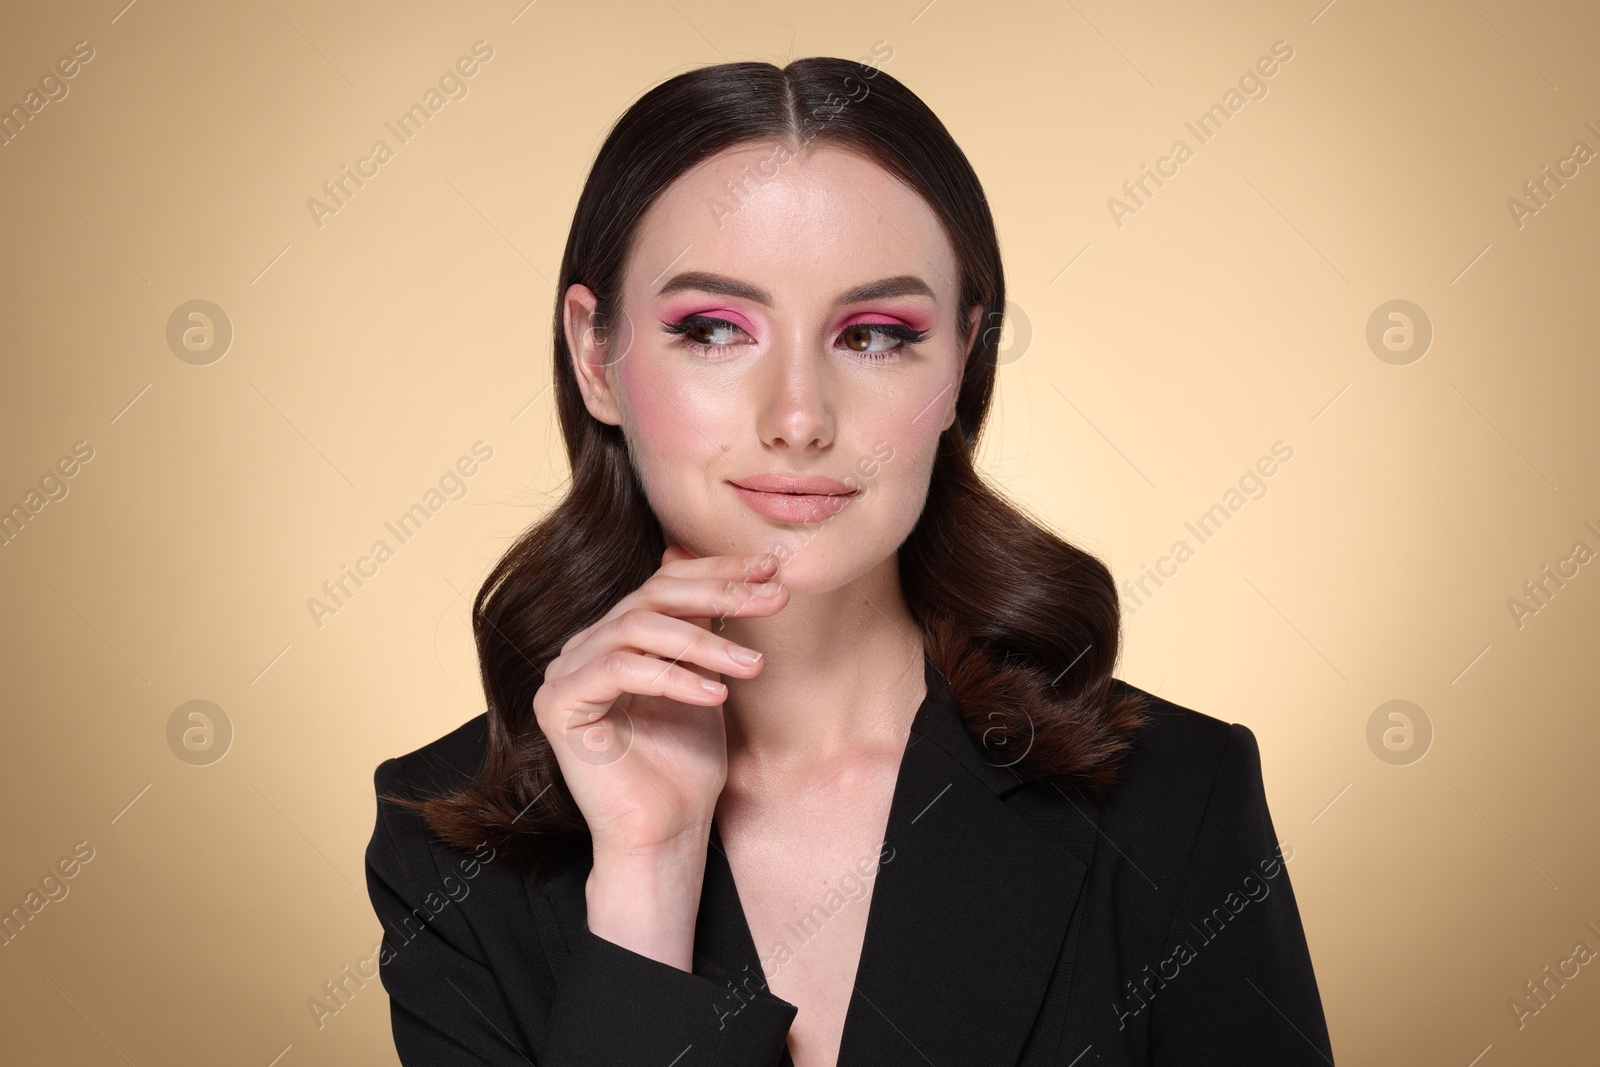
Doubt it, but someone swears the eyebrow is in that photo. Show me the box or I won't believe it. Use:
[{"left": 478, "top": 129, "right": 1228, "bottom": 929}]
[{"left": 656, "top": 270, "right": 937, "bottom": 307}]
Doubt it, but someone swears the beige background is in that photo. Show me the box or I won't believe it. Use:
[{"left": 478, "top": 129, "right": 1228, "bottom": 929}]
[{"left": 1, "top": 0, "right": 1596, "bottom": 1063}]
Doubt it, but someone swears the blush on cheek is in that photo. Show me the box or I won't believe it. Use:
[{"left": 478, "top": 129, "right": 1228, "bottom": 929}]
[
  {"left": 616, "top": 347, "right": 689, "bottom": 435},
  {"left": 616, "top": 351, "right": 736, "bottom": 459},
  {"left": 612, "top": 351, "right": 738, "bottom": 551},
  {"left": 900, "top": 379, "right": 957, "bottom": 447}
]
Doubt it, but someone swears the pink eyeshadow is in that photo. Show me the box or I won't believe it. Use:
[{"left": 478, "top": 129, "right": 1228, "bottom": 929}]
[
  {"left": 843, "top": 307, "right": 932, "bottom": 333},
  {"left": 658, "top": 302, "right": 760, "bottom": 336},
  {"left": 655, "top": 301, "right": 938, "bottom": 339}
]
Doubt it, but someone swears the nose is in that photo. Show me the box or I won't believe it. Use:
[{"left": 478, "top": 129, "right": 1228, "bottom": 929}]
[{"left": 754, "top": 333, "right": 834, "bottom": 452}]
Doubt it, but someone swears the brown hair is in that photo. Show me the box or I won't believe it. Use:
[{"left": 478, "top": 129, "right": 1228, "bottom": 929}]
[{"left": 383, "top": 55, "right": 1149, "bottom": 878}]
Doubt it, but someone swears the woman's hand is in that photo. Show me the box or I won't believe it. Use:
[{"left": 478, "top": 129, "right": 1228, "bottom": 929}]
[{"left": 533, "top": 544, "right": 787, "bottom": 862}]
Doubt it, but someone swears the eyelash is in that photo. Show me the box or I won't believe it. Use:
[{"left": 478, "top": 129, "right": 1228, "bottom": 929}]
[{"left": 659, "top": 314, "right": 930, "bottom": 362}]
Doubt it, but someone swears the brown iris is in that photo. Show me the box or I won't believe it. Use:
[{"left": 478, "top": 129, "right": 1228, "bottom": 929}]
[{"left": 842, "top": 325, "right": 876, "bottom": 351}]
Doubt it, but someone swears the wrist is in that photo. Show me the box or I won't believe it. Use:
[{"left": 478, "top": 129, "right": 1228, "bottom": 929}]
[{"left": 586, "top": 844, "right": 707, "bottom": 970}]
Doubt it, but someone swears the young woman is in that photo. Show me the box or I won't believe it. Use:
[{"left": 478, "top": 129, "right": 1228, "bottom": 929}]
[{"left": 364, "top": 55, "right": 1334, "bottom": 1066}]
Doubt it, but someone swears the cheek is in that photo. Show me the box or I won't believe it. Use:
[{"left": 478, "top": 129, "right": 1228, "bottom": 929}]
[
  {"left": 612, "top": 356, "right": 743, "bottom": 535},
  {"left": 616, "top": 347, "right": 761, "bottom": 461},
  {"left": 852, "top": 387, "right": 950, "bottom": 515},
  {"left": 892, "top": 375, "right": 957, "bottom": 456},
  {"left": 616, "top": 357, "right": 710, "bottom": 461}
]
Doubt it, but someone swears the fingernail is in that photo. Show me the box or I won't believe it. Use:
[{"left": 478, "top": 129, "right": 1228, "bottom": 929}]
[
  {"left": 752, "top": 581, "right": 782, "bottom": 597},
  {"left": 701, "top": 678, "right": 726, "bottom": 693},
  {"left": 729, "top": 645, "right": 762, "bottom": 665}
]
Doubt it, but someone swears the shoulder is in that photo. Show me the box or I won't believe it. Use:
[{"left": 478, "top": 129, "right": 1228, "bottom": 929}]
[
  {"left": 1089, "top": 685, "right": 1330, "bottom": 1058},
  {"left": 373, "top": 713, "right": 491, "bottom": 802},
  {"left": 367, "top": 715, "right": 497, "bottom": 900},
  {"left": 1105, "top": 676, "right": 1263, "bottom": 801},
  {"left": 1092, "top": 678, "right": 1274, "bottom": 869},
  {"left": 365, "top": 714, "right": 540, "bottom": 957}
]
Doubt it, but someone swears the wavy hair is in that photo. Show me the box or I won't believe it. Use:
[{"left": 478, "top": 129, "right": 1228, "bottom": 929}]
[{"left": 384, "top": 54, "right": 1149, "bottom": 878}]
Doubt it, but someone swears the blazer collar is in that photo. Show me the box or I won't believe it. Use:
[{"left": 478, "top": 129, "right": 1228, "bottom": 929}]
[{"left": 544, "top": 651, "right": 1101, "bottom": 1065}]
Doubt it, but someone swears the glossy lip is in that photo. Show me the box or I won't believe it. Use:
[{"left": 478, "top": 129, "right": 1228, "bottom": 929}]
[{"left": 727, "top": 474, "right": 859, "bottom": 524}]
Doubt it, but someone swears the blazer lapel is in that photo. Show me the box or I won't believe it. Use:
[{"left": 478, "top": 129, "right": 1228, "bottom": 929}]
[{"left": 830, "top": 654, "right": 1096, "bottom": 1065}]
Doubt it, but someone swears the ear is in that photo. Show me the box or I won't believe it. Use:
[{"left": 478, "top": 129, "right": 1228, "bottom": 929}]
[{"left": 564, "top": 282, "right": 624, "bottom": 427}]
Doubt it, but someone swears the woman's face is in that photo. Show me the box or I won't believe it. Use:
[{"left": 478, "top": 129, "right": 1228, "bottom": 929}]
[{"left": 566, "top": 143, "right": 981, "bottom": 594}]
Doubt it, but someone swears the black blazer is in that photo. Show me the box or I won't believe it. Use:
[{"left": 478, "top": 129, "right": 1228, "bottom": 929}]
[{"left": 365, "top": 654, "right": 1335, "bottom": 1065}]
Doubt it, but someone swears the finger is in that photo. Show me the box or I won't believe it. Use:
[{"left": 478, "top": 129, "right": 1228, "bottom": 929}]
[
  {"left": 580, "top": 607, "right": 764, "bottom": 679},
  {"left": 560, "top": 556, "right": 782, "bottom": 655},
  {"left": 602, "top": 573, "right": 787, "bottom": 635},
  {"left": 658, "top": 549, "right": 778, "bottom": 581},
  {"left": 549, "top": 650, "right": 728, "bottom": 728}
]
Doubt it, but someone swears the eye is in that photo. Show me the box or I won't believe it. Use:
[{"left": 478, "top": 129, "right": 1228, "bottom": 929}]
[
  {"left": 837, "top": 322, "right": 930, "bottom": 361},
  {"left": 659, "top": 314, "right": 931, "bottom": 362},
  {"left": 660, "top": 314, "right": 751, "bottom": 357}
]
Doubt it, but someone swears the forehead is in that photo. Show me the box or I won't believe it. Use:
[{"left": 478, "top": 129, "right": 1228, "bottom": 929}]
[{"left": 624, "top": 143, "right": 961, "bottom": 306}]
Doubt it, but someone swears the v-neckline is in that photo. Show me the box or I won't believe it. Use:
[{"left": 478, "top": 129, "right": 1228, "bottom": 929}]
[{"left": 692, "top": 654, "right": 948, "bottom": 1064}]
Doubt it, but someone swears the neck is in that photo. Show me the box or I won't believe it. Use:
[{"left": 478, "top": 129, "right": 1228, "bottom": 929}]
[{"left": 714, "top": 552, "right": 926, "bottom": 777}]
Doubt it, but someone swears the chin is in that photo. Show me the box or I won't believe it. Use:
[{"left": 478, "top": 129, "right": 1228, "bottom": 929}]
[
  {"left": 711, "top": 524, "right": 830, "bottom": 571},
  {"left": 667, "top": 518, "right": 865, "bottom": 590},
  {"left": 766, "top": 533, "right": 897, "bottom": 594}
]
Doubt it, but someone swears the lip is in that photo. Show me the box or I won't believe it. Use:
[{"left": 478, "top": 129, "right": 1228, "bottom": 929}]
[
  {"left": 728, "top": 474, "right": 859, "bottom": 524},
  {"left": 731, "top": 473, "right": 856, "bottom": 495}
]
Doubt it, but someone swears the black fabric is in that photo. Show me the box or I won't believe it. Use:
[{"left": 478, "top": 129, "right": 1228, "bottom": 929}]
[{"left": 365, "top": 653, "right": 1335, "bottom": 1065}]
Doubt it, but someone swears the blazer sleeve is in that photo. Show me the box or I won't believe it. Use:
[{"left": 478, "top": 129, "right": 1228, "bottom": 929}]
[
  {"left": 1148, "top": 723, "right": 1336, "bottom": 1065},
  {"left": 364, "top": 756, "right": 799, "bottom": 1066}
]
